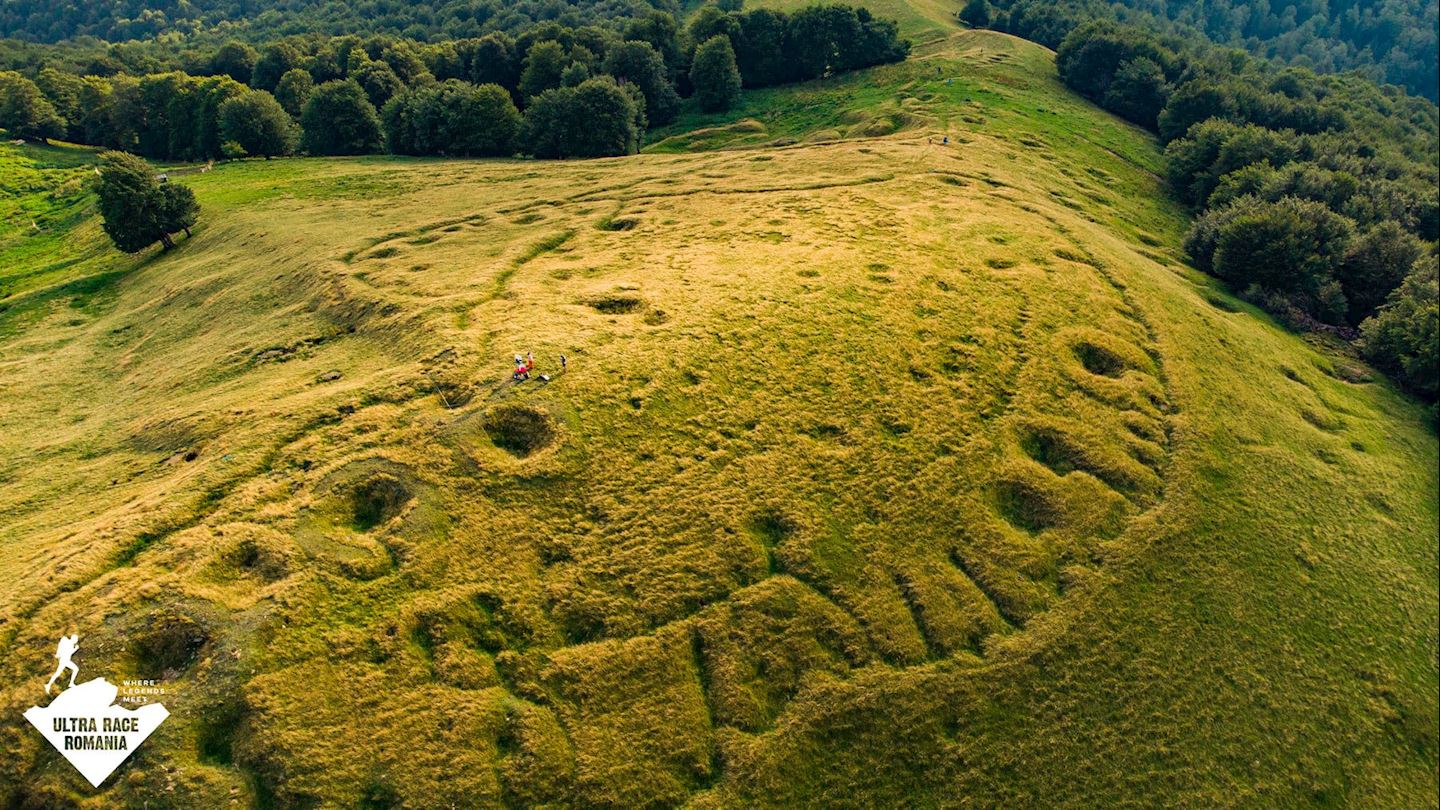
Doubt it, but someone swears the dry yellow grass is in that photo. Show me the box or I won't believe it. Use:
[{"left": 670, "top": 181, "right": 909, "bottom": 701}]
[{"left": 0, "top": 30, "right": 1434, "bottom": 808}]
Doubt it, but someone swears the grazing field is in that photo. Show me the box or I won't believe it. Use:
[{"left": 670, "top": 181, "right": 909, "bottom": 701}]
[{"left": 0, "top": 29, "right": 1435, "bottom": 808}]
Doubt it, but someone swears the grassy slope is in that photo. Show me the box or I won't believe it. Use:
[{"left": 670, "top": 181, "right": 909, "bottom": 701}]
[{"left": 0, "top": 27, "right": 1435, "bottom": 809}]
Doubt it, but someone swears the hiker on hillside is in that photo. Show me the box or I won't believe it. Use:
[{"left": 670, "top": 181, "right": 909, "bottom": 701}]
[{"left": 560, "top": 354, "right": 568, "bottom": 373}]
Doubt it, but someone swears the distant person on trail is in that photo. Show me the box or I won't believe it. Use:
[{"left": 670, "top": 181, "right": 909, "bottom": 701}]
[
  {"left": 45, "top": 634, "right": 79, "bottom": 694},
  {"left": 560, "top": 354, "right": 568, "bottom": 372}
]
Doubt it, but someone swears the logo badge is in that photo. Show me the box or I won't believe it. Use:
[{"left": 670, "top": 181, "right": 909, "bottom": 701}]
[{"left": 22, "top": 635, "right": 170, "bottom": 788}]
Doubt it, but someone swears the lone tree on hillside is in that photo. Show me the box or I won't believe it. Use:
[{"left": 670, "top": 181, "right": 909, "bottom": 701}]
[
  {"left": 159, "top": 183, "right": 200, "bottom": 239},
  {"left": 95, "top": 152, "right": 199, "bottom": 252},
  {"left": 690, "top": 35, "right": 742, "bottom": 113}
]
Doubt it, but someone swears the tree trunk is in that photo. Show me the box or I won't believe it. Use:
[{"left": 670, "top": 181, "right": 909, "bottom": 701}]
[
  {"left": 160, "top": 233, "right": 175, "bottom": 250},
  {"left": 183, "top": 227, "right": 192, "bottom": 238}
]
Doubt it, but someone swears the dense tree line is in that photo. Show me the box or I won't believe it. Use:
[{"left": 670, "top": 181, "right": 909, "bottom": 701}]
[
  {"left": 0, "top": 6, "right": 907, "bottom": 161},
  {"left": 974, "top": 0, "right": 1437, "bottom": 101},
  {"left": 1055, "top": 21, "right": 1438, "bottom": 401},
  {"left": 0, "top": 0, "right": 680, "bottom": 44}
]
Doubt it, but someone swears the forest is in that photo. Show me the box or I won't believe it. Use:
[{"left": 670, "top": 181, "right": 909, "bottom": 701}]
[
  {"left": 0, "top": 0, "right": 682, "bottom": 43},
  {"left": 1046, "top": 19, "right": 1437, "bottom": 400},
  {"left": 0, "top": 7, "right": 908, "bottom": 161},
  {"left": 980, "top": 0, "right": 1438, "bottom": 100}
]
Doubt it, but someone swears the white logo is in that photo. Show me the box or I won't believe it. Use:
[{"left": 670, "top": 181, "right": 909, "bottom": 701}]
[{"left": 22, "top": 635, "right": 170, "bottom": 788}]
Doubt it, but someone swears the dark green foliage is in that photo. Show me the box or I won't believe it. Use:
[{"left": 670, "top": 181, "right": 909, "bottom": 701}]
[
  {"left": 603, "top": 40, "right": 679, "bottom": 125},
  {"left": 521, "top": 76, "right": 639, "bottom": 159},
  {"left": 690, "top": 35, "right": 742, "bottom": 113},
  {"left": 383, "top": 80, "right": 520, "bottom": 157},
  {"left": 1199, "top": 197, "right": 1354, "bottom": 323},
  {"left": 300, "top": 79, "right": 383, "bottom": 156},
  {"left": 466, "top": 34, "right": 520, "bottom": 91},
  {"left": 1207, "top": 163, "right": 1360, "bottom": 213},
  {"left": 1164, "top": 121, "right": 1295, "bottom": 208},
  {"left": 991, "top": 0, "right": 1437, "bottom": 100},
  {"left": 210, "top": 41, "right": 258, "bottom": 84},
  {"left": 218, "top": 90, "right": 298, "bottom": 158},
  {"left": 734, "top": 9, "right": 788, "bottom": 88},
  {"left": 689, "top": 5, "right": 742, "bottom": 47},
  {"left": 623, "top": 11, "right": 685, "bottom": 78},
  {"left": 561, "top": 62, "right": 591, "bottom": 87},
  {"left": 380, "top": 42, "right": 431, "bottom": 85},
  {"left": 1156, "top": 80, "right": 1236, "bottom": 143},
  {"left": 0, "top": 0, "right": 682, "bottom": 46},
  {"left": 251, "top": 41, "right": 304, "bottom": 92},
  {"left": 648, "top": 3, "right": 908, "bottom": 91},
  {"left": 795, "top": 5, "right": 908, "bottom": 82},
  {"left": 159, "top": 182, "right": 200, "bottom": 237},
  {"left": 959, "top": 0, "right": 993, "bottom": 28},
  {"left": 34, "top": 66, "right": 83, "bottom": 139},
  {"left": 109, "top": 71, "right": 244, "bottom": 160},
  {"left": 0, "top": 4, "right": 905, "bottom": 157},
  {"left": 1360, "top": 255, "right": 1439, "bottom": 400},
  {"left": 274, "top": 68, "right": 314, "bottom": 118},
  {"left": 1101, "top": 56, "right": 1167, "bottom": 125},
  {"left": 0, "top": 70, "right": 64, "bottom": 140},
  {"left": 518, "top": 87, "right": 576, "bottom": 159},
  {"left": 352, "top": 58, "right": 405, "bottom": 108},
  {"left": 519, "top": 41, "right": 569, "bottom": 103},
  {"left": 786, "top": 5, "right": 862, "bottom": 79},
  {"left": 95, "top": 151, "right": 197, "bottom": 252},
  {"left": 1052, "top": 19, "right": 1435, "bottom": 393},
  {"left": 1339, "top": 222, "right": 1429, "bottom": 324}
]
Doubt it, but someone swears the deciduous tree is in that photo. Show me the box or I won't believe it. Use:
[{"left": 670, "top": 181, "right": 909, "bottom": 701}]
[{"left": 690, "top": 35, "right": 742, "bottom": 113}]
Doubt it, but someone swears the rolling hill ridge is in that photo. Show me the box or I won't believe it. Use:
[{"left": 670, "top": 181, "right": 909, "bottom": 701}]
[{"left": 0, "top": 25, "right": 1435, "bottom": 809}]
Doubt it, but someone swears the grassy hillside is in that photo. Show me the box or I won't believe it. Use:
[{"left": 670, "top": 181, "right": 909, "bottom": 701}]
[{"left": 0, "top": 29, "right": 1435, "bottom": 808}]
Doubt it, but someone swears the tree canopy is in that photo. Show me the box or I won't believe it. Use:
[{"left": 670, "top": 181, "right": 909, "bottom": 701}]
[
  {"left": 0, "top": 70, "right": 64, "bottom": 140},
  {"left": 300, "top": 79, "right": 383, "bottom": 156},
  {"left": 218, "top": 89, "right": 299, "bottom": 158},
  {"left": 690, "top": 35, "right": 741, "bottom": 113},
  {"left": 95, "top": 151, "right": 199, "bottom": 252}
]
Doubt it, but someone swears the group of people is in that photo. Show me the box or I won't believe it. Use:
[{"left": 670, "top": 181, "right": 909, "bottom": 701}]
[{"left": 513, "top": 352, "right": 567, "bottom": 382}]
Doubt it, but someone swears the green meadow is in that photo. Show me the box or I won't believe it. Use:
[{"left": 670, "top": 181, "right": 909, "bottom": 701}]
[{"left": 0, "top": 23, "right": 1435, "bottom": 809}]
